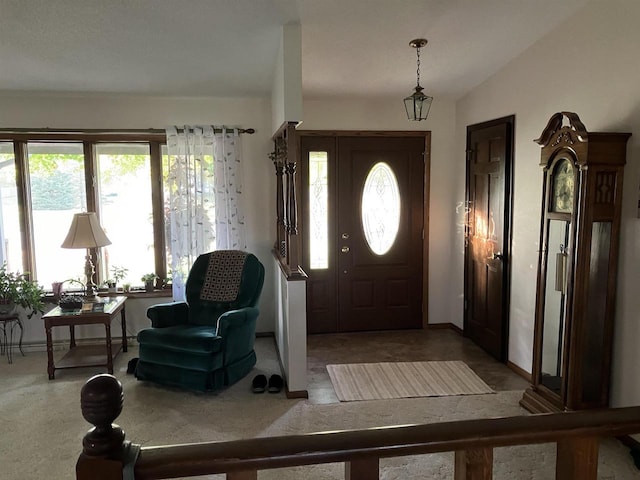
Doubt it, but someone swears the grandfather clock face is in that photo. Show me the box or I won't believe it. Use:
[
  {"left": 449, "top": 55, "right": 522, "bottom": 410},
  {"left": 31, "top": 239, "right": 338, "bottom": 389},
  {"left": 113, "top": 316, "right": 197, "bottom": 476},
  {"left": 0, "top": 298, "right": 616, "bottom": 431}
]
[{"left": 551, "top": 159, "right": 575, "bottom": 213}]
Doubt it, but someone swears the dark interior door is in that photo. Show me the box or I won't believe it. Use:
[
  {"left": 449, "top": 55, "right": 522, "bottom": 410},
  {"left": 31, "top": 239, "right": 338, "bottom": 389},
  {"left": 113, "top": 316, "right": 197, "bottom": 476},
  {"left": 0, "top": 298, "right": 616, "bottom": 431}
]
[
  {"left": 301, "top": 134, "right": 425, "bottom": 333},
  {"left": 337, "top": 136, "right": 424, "bottom": 331},
  {"left": 464, "top": 117, "right": 514, "bottom": 361}
]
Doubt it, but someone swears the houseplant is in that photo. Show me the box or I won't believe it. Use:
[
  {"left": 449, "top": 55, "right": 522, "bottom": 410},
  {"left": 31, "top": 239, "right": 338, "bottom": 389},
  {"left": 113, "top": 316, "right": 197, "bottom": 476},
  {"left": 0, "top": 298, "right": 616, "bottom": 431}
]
[
  {"left": 111, "top": 265, "right": 129, "bottom": 290},
  {"left": 141, "top": 273, "right": 158, "bottom": 292},
  {"left": 0, "top": 263, "right": 45, "bottom": 318},
  {"left": 103, "top": 266, "right": 129, "bottom": 292}
]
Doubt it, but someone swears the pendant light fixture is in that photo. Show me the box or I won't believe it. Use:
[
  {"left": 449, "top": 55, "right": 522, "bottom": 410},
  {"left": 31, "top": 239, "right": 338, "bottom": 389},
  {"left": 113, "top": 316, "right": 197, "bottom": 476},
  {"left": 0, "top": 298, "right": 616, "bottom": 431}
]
[{"left": 404, "top": 38, "right": 433, "bottom": 121}]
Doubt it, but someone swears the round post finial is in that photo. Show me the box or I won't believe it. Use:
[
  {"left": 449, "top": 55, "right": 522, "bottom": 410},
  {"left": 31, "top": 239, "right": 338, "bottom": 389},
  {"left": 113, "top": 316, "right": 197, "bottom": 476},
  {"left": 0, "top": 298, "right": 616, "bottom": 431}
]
[{"left": 80, "top": 374, "right": 125, "bottom": 457}]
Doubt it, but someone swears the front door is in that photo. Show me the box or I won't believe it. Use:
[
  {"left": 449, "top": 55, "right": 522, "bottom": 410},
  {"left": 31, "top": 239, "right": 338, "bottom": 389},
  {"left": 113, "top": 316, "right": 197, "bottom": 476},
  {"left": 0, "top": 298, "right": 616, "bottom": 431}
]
[
  {"left": 301, "top": 134, "right": 427, "bottom": 333},
  {"left": 464, "top": 116, "right": 514, "bottom": 361}
]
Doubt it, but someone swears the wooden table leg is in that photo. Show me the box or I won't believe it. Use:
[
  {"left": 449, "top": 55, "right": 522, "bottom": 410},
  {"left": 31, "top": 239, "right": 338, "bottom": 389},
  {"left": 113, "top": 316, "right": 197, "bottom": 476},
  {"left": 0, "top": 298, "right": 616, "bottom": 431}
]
[
  {"left": 105, "top": 323, "right": 113, "bottom": 374},
  {"left": 121, "top": 307, "right": 127, "bottom": 352},
  {"left": 46, "top": 323, "right": 55, "bottom": 379},
  {"left": 69, "top": 325, "right": 76, "bottom": 348}
]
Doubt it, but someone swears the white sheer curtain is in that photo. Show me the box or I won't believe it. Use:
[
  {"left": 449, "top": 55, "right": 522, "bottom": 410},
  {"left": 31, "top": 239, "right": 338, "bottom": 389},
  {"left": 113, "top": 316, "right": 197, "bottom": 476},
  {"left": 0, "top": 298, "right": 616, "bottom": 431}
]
[{"left": 165, "top": 125, "right": 246, "bottom": 301}]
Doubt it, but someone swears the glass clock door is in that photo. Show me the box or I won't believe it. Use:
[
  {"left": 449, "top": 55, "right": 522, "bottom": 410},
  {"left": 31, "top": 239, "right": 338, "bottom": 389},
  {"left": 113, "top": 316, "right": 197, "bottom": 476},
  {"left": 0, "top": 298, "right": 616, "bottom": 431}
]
[{"left": 539, "top": 219, "right": 571, "bottom": 394}]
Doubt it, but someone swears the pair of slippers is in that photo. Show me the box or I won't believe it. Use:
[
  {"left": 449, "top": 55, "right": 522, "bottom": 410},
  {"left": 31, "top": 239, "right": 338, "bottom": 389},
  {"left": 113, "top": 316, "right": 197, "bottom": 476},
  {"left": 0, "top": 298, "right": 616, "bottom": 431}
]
[{"left": 252, "top": 374, "right": 283, "bottom": 393}]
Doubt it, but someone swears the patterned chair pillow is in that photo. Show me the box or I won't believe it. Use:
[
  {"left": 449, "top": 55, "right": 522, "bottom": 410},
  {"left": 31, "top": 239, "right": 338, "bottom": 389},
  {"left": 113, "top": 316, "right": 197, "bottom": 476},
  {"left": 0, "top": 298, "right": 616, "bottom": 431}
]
[{"left": 200, "top": 250, "right": 248, "bottom": 303}]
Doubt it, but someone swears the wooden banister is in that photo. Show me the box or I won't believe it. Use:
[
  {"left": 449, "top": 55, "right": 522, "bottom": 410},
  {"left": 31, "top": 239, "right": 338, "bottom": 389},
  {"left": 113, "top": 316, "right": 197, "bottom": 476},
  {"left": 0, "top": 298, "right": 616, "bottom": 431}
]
[{"left": 77, "top": 375, "right": 640, "bottom": 480}]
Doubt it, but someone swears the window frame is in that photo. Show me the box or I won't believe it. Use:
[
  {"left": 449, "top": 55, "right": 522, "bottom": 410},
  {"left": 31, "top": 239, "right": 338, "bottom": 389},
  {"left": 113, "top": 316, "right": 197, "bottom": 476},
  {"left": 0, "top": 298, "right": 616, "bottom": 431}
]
[{"left": 0, "top": 130, "right": 168, "bottom": 287}]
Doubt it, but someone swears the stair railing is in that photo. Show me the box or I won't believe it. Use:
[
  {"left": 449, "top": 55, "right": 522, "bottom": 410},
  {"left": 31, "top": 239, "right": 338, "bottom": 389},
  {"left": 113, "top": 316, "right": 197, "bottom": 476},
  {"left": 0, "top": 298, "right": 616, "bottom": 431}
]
[{"left": 76, "top": 374, "right": 640, "bottom": 480}]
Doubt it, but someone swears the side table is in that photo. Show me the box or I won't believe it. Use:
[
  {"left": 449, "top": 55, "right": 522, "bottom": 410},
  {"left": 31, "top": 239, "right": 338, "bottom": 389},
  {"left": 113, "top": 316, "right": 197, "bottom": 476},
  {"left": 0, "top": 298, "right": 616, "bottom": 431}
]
[
  {"left": 0, "top": 313, "right": 24, "bottom": 364},
  {"left": 42, "top": 296, "right": 127, "bottom": 379}
]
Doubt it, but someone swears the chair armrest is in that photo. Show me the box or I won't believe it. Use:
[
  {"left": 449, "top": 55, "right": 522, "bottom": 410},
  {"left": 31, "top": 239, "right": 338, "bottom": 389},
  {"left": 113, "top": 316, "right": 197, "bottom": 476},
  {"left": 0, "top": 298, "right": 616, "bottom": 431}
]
[
  {"left": 146, "top": 302, "right": 189, "bottom": 328},
  {"left": 215, "top": 307, "right": 259, "bottom": 337}
]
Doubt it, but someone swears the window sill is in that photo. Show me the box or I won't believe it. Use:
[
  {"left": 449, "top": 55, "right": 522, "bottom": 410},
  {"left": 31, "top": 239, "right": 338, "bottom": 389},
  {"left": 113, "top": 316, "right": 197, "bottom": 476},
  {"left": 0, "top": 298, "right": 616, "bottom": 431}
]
[
  {"left": 44, "top": 289, "right": 173, "bottom": 302},
  {"left": 97, "top": 290, "right": 172, "bottom": 299}
]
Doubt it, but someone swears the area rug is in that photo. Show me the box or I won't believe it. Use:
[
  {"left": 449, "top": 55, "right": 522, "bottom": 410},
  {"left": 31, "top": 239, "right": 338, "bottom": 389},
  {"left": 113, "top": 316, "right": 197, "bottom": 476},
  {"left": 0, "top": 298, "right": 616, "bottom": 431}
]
[{"left": 327, "top": 361, "right": 494, "bottom": 401}]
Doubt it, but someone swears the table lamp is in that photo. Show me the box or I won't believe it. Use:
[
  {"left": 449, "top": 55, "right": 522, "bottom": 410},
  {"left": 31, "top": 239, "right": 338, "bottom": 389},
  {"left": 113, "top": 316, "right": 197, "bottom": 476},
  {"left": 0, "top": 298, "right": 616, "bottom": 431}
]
[{"left": 61, "top": 212, "right": 111, "bottom": 301}]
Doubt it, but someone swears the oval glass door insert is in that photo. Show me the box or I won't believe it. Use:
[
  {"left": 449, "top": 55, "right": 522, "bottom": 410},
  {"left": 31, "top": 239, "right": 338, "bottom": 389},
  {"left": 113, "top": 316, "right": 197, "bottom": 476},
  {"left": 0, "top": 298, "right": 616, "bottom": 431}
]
[{"left": 361, "top": 162, "right": 401, "bottom": 255}]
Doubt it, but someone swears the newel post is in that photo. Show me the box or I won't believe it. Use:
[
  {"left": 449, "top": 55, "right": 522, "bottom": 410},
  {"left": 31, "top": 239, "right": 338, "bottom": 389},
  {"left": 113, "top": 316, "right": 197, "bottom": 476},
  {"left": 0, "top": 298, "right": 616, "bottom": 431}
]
[{"left": 76, "top": 374, "right": 139, "bottom": 480}]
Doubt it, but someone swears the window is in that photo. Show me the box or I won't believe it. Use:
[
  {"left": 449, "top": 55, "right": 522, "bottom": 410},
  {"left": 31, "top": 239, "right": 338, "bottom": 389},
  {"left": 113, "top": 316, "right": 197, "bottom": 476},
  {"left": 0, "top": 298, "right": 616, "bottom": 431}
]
[
  {"left": 28, "top": 142, "right": 87, "bottom": 286},
  {"left": 0, "top": 133, "right": 168, "bottom": 291},
  {"left": 96, "top": 143, "right": 154, "bottom": 286},
  {"left": 308, "top": 151, "right": 329, "bottom": 269},
  {"left": 0, "top": 142, "right": 21, "bottom": 272},
  {"left": 361, "top": 161, "right": 401, "bottom": 255}
]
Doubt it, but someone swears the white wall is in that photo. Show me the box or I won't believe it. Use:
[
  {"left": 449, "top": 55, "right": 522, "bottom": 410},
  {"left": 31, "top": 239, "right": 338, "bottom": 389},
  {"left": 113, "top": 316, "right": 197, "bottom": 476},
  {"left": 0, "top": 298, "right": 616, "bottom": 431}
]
[
  {"left": 302, "top": 96, "right": 458, "bottom": 326},
  {"left": 455, "top": 1, "right": 640, "bottom": 407},
  {"left": 271, "top": 24, "right": 303, "bottom": 134},
  {"left": 0, "top": 93, "right": 277, "bottom": 337},
  {"left": 273, "top": 259, "right": 307, "bottom": 392}
]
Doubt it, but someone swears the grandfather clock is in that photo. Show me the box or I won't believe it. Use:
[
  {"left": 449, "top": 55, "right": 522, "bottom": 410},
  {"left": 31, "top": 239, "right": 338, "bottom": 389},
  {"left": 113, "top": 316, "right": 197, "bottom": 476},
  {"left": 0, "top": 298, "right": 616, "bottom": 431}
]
[{"left": 520, "top": 112, "right": 631, "bottom": 413}]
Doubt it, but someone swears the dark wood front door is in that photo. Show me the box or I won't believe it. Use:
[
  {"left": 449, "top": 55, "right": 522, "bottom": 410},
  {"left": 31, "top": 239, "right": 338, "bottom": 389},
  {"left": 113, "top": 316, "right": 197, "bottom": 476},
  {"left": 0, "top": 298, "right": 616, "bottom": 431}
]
[
  {"left": 464, "top": 117, "right": 514, "bottom": 361},
  {"left": 301, "top": 134, "right": 427, "bottom": 333}
]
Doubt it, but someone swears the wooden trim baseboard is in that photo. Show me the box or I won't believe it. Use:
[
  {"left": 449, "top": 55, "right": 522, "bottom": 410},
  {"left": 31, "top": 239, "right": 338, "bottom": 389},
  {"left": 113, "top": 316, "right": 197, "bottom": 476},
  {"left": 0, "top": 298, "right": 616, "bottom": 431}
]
[
  {"left": 507, "top": 361, "right": 532, "bottom": 383},
  {"left": 427, "top": 322, "right": 463, "bottom": 335},
  {"left": 286, "top": 389, "right": 309, "bottom": 399}
]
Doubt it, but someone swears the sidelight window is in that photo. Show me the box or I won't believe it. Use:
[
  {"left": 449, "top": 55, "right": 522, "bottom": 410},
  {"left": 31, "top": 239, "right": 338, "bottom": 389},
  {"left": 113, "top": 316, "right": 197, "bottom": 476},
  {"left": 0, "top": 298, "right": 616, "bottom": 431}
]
[{"left": 308, "top": 151, "right": 329, "bottom": 269}]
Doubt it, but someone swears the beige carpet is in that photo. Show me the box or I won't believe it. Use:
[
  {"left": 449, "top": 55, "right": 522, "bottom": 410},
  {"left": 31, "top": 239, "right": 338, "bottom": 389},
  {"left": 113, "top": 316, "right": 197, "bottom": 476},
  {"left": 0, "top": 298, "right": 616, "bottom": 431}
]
[{"left": 327, "top": 361, "right": 494, "bottom": 401}]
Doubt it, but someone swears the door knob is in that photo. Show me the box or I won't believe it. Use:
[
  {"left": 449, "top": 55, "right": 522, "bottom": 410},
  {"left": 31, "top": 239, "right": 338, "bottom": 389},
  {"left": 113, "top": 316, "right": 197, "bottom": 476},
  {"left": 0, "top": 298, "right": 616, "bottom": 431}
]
[
  {"left": 341, "top": 246, "right": 350, "bottom": 253},
  {"left": 493, "top": 252, "right": 504, "bottom": 260}
]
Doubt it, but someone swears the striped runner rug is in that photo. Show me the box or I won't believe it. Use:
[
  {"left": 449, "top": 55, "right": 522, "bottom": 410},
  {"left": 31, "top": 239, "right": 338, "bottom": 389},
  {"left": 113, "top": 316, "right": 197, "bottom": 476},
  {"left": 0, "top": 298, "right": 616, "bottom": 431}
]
[{"left": 327, "top": 361, "right": 494, "bottom": 402}]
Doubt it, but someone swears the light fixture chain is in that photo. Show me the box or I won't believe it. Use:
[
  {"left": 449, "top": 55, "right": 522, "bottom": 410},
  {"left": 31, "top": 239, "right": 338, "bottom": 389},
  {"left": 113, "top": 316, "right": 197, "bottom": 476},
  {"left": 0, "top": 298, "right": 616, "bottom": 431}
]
[
  {"left": 416, "top": 46, "right": 421, "bottom": 87},
  {"left": 404, "top": 38, "right": 432, "bottom": 122}
]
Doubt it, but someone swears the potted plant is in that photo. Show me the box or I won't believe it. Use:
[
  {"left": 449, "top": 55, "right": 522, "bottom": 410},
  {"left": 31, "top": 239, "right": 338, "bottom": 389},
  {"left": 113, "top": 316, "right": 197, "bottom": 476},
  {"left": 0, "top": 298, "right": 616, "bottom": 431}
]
[
  {"left": 141, "top": 273, "right": 158, "bottom": 292},
  {"left": 103, "top": 279, "right": 117, "bottom": 293},
  {"left": 0, "top": 263, "right": 45, "bottom": 318},
  {"left": 110, "top": 265, "right": 129, "bottom": 290}
]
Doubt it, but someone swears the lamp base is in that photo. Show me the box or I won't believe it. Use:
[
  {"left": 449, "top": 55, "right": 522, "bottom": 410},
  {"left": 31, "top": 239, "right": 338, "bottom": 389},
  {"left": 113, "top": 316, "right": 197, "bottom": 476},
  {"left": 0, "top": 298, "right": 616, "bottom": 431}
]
[
  {"left": 82, "top": 293, "right": 102, "bottom": 303},
  {"left": 84, "top": 252, "right": 99, "bottom": 301}
]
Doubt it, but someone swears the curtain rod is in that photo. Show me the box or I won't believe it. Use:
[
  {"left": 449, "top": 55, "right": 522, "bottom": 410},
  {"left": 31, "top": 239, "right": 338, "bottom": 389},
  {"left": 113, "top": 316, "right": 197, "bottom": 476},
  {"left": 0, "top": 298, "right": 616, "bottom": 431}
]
[{"left": 0, "top": 127, "right": 255, "bottom": 135}]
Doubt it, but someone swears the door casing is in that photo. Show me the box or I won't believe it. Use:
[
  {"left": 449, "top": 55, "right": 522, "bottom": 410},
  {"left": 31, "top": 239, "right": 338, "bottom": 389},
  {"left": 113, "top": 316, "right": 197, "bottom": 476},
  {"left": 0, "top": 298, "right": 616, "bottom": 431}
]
[
  {"left": 298, "top": 130, "right": 431, "bottom": 334},
  {"left": 464, "top": 116, "right": 515, "bottom": 362}
]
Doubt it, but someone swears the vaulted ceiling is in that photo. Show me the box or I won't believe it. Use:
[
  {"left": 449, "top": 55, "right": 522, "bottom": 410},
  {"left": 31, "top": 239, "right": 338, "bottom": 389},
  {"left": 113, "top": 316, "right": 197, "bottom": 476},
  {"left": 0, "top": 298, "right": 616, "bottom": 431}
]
[{"left": 0, "top": 0, "right": 587, "bottom": 100}]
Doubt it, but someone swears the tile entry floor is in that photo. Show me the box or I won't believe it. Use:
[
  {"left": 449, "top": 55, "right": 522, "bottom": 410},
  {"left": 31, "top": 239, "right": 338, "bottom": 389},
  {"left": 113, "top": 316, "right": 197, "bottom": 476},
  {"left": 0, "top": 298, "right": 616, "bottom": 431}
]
[{"left": 305, "top": 328, "right": 530, "bottom": 404}]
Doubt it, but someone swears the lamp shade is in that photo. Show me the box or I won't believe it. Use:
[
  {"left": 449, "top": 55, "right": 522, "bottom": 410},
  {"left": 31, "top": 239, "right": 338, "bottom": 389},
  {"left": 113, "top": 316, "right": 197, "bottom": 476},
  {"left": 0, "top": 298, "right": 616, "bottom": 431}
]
[{"left": 61, "top": 212, "right": 111, "bottom": 249}]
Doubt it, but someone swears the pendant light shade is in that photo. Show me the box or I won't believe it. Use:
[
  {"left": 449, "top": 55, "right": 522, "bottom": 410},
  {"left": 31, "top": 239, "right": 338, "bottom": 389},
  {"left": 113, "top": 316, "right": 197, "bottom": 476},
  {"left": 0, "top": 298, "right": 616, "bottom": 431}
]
[
  {"left": 404, "top": 86, "right": 433, "bottom": 122},
  {"left": 404, "top": 38, "right": 433, "bottom": 121}
]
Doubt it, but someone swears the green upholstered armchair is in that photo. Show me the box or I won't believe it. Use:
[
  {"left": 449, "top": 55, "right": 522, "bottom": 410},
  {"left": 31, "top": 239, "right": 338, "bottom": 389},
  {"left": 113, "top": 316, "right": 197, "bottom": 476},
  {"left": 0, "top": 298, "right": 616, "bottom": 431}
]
[{"left": 135, "top": 250, "right": 265, "bottom": 392}]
